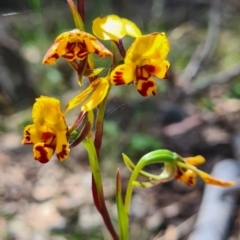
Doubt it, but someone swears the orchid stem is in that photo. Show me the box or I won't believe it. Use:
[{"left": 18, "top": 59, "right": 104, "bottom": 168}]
[
  {"left": 83, "top": 135, "right": 119, "bottom": 240},
  {"left": 94, "top": 88, "right": 110, "bottom": 157},
  {"left": 124, "top": 150, "right": 177, "bottom": 214},
  {"left": 115, "top": 39, "right": 126, "bottom": 58},
  {"left": 77, "top": 0, "right": 85, "bottom": 22}
]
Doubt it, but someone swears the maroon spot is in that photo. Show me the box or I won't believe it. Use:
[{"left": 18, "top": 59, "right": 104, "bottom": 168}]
[
  {"left": 112, "top": 73, "right": 125, "bottom": 85},
  {"left": 22, "top": 136, "right": 32, "bottom": 145},
  {"left": 57, "top": 144, "right": 68, "bottom": 160},
  {"left": 138, "top": 80, "right": 155, "bottom": 97},
  {"left": 113, "top": 79, "right": 125, "bottom": 85},
  {"left": 136, "top": 67, "right": 150, "bottom": 80},
  {"left": 25, "top": 130, "right": 30, "bottom": 135},
  {"left": 50, "top": 53, "right": 59, "bottom": 60},
  {"left": 26, "top": 136, "right": 31, "bottom": 141},
  {"left": 66, "top": 42, "right": 76, "bottom": 50},
  {"left": 35, "top": 145, "right": 49, "bottom": 164},
  {"left": 77, "top": 42, "right": 87, "bottom": 50},
  {"left": 94, "top": 49, "right": 100, "bottom": 55},
  {"left": 188, "top": 176, "right": 194, "bottom": 186},
  {"left": 144, "top": 64, "right": 155, "bottom": 74},
  {"left": 76, "top": 51, "right": 88, "bottom": 59},
  {"left": 41, "top": 132, "right": 54, "bottom": 141},
  {"left": 62, "top": 53, "right": 75, "bottom": 60}
]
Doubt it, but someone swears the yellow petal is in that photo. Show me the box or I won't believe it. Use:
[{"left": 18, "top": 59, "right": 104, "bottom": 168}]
[
  {"left": 42, "top": 42, "right": 61, "bottom": 65},
  {"left": 32, "top": 96, "right": 67, "bottom": 132},
  {"left": 136, "top": 65, "right": 151, "bottom": 80},
  {"left": 22, "top": 124, "right": 40, "bottom": 145},
  {"left": 65, "top": 84, "right": 94, "bottom": 112},
  {"left": 122, "top": 18, "right": 142, "bottom": 38},
  {"left": 136, "top": 78, "right": 157, "bottom": 97},
  {"left": 82, "top": 77, "right": 109, "bottom": 112},
  {"left": 110, "top": 64, "right": 135, "bottom": 85},
  {"left": 92, "top": 15, "right": 126, "bottom": 41},
  {"left": 42, "top": 29, "right": 112, "bottom": 65},
  {"left": 184, "top": 155, "right": 205, "bottom": 166},
  {"left": 82, "top": 33, "right": 113, "bottom": 58},
  {"left": 197, "top": 170, "right": 235, "bottom": 187},
  {"left": 176, "top": 170, "right": 197, "bottom": 187},
  {"left": 55, "top": 130, "right": 69, "bottom": 161},
  {"left": 33, "top": 142, "right": 55, "bottom": 164},
  {"left": 126, "top": 32, "right": 170, "bottom": 64},
  {"left": 143, "top": 59, "right": 170, "bottom": 79}
]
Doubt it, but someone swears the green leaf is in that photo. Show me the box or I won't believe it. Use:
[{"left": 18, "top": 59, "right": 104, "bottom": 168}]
[{"left": 116, "top": 169, "right": 129, "bottom": 240}]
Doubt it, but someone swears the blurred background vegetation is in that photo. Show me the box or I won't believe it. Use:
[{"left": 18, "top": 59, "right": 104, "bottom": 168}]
[{"left": 0, "top": 0, "right": 240, "bottom": 239}]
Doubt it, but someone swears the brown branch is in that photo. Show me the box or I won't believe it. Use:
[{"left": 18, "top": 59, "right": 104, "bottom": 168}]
[
  {"left": 188, "top": 63, "right": 240, "bottom": 96},
  {"left": 178, "top": 0, "right": 223, "bottom": 88}
]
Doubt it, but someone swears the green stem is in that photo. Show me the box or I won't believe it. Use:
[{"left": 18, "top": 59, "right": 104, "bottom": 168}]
[
  {"left": 124, "top": 150, "right": 177, "bottom": 214},
  {"left": 94, "top": 86, "right": 111, "bottom": 157},
  {"left": 84, "top": 135, "right": 119, "bottom": 240}
]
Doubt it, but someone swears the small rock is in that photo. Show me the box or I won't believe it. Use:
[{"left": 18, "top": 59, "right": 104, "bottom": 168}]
[
  {"left": 146, "top": 210, "right": 163, "bottom": 231},
  {"left": 32, "top": 181, "right": 58, "bottom": 201},
  {"left": 78, "top": 205, "right": 103, "bottom": 230},
  {"left": 130, "top": 195, "right": 147, "bottom": 218},
  {"left": 20, "top": 202, "right": 66, "bottom": 230}
]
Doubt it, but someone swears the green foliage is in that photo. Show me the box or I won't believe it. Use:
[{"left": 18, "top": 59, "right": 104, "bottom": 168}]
[
  {"left": 129, "top": 133, "right": 162, "bottom": 153},
  {"left": 28, "top": 0, "right": 41, "bottom": 11}
]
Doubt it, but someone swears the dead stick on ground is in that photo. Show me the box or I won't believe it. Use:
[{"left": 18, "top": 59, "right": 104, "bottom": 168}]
[
  {"left": 178, "top": 0, "right": 223, "bottom": 88},
  {"left": 153, "top": 214, "right": 197, "bottom": 240}
]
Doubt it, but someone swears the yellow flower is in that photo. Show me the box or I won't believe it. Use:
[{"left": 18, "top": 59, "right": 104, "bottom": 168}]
[
  {"left": 92, "top": 14, "right": 142, "bottom": 41},
  {"left": 42, "top": 29, "right": 112, "bottom": 65},
  {"left": 65, "top": 77, "right": 109, "bottom": 113},
  {"left": 110, "top": 32, "right": 170, "bottom": 96},
  {"left": 22, "top": 96, "right": 69, "bottom": 163},
  {"left": 175, "top": 156, "right": 234, "bottom": 187}
]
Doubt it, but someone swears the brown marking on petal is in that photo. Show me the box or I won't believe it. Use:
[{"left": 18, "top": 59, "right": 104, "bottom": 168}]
[
  {"left": 50, "top": 53, "right": 59, "bottom": 60},
  {"left": 111, "top": 71, "right": 127, "bottom": 85},
  {"left": 76, "top": 51, "right": 88, "bottom": 60},
  {"left": 34, "top": 145, "right": 49, "bottom": 164},
  {"left": 94, "top": 48, "right": 100, "bottom": 55},
  {"left": 188, "top": 176, "right": 194, "bottom": 186},
  {"left": 45, "top": 135, "right": 56, "bottom": 149},
  {"left": 75, "top": 42, "right": 88, "bottom": 59},
  {"left": 41, "top": 132, "right": 54, "bottom": 141},
  {"left": 77, "top": 41, "right": 87, "bottom": 49},
  {"left": 25, "top": 130, "right": 30, "bottom": 135},
  {"left": 22, "top": 136, "right": 32, "bottom": 145},
  {"left": 26, "top": 136, "right": 31, "bottom": 141},
  {"left": 57, "top": 144, "right": 68, "bottom": 160},
  {"left": 175, "top": 167, "right": 184, "bottom": 179},
  {"left": 144, "top": 64, "right": 155, "bottom": 74},
  {"left": 112, "top": 72, "right": 125, "bottom": 85},
  {"left": 138, "top": 80, "right": 155, "bottom": 97},
  {"left": 66, "top": 42, "right": 76, "bottom": 50},
  {"left": 62, "top": 52, "right": 75, "bottom": 60},
  {"left": 136, "top": 67, "right": 151, "bottom": 80}
]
